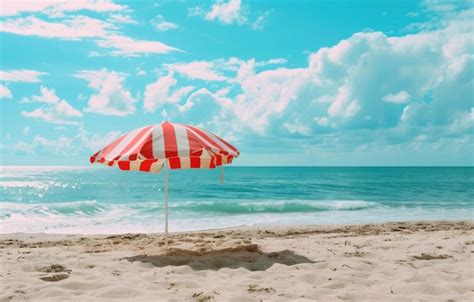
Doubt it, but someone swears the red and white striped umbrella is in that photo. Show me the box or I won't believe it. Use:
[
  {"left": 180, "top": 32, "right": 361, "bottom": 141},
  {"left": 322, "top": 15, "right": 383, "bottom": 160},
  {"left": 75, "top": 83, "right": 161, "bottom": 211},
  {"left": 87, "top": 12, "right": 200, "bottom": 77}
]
[
  {"left": 90, "top": 121, "right": 239, "bottom": 173},
  {"left": 90, "top": 121, "right": 239, "bottom": 245}
]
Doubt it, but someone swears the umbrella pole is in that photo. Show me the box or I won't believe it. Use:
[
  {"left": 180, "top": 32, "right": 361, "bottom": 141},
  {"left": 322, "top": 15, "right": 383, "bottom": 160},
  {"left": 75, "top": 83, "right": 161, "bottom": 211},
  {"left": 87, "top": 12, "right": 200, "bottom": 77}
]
[{"left": 164, "top": 164, "right": 169, "bottom": 250}]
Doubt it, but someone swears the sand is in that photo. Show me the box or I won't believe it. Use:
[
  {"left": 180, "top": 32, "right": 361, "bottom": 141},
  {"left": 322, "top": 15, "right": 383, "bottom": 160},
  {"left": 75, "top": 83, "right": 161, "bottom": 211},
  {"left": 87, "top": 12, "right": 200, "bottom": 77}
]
[{"left": 1, "top": 221, "right": 473, "bottom": 301}]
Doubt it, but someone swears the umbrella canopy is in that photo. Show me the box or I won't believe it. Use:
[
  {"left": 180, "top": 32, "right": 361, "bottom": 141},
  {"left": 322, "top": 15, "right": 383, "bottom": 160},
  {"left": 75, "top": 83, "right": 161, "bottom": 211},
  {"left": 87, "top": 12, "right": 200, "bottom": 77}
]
[
  {"left": 90, "top": 121, "right": 239, "bottom": 172},
  {"left": 90, "top": 121, "right": 239, "bottom": 247}
]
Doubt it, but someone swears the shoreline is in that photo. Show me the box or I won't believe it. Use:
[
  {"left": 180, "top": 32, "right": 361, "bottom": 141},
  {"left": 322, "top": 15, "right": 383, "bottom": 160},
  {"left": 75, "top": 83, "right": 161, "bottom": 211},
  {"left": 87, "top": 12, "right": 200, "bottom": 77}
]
[
  {"left": 1, "top": 220, "right": 473, "bottom": 301},
  {"left": 2, "top": 218, "right": 473, "bottom": 237}
]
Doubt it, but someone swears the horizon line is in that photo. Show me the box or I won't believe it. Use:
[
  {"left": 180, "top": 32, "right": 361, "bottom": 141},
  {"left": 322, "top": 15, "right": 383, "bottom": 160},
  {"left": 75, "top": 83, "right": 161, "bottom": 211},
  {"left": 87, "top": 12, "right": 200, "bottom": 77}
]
[{"left": 1, "top": 165, "right": 473, "bottom": 168}]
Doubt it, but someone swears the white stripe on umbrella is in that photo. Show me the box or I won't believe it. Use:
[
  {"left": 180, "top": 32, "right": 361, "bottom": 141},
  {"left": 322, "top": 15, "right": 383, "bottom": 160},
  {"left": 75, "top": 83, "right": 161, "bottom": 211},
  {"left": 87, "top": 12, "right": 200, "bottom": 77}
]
[
  {"left": 174, "top": 123, "right": 191, "bottom": 158},
  {"left": 152, "top": 124, "right": 166, "bottom": 159},
  {"left": 104, "top": 126, "right": 146, "bottom": 161},
  {"left": 202, "top": 128, "right": 237, "bottom": 156},
  {"left": 184, "top": 126, "right": 220, "bottom": 155},
  {"left": 119, "top": 126, "right": 154, "bottom": 160}
]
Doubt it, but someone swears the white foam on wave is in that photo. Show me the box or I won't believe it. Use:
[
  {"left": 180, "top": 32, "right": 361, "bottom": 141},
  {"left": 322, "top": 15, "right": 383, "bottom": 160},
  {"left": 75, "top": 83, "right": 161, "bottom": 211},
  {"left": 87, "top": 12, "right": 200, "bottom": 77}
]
[
  {"left": 1, "top": 200, "right": 472, "bottom": 234},
  {"left": 237, "top": 199, "right": 378, "bottom": 210}
]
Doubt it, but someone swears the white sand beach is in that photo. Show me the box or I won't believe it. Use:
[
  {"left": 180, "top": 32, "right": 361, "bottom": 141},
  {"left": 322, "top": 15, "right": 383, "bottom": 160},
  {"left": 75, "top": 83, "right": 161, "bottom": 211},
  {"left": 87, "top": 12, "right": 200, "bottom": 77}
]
[{"left": 1, "top": 221, "right": 473, "bottom": 301}]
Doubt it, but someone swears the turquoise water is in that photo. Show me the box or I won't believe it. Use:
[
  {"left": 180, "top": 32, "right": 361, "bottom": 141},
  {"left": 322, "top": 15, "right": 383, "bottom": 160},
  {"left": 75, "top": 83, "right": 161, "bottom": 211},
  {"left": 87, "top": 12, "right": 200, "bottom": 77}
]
[{"left": 1, "top": 166, "right": 473, "bottom": 234}]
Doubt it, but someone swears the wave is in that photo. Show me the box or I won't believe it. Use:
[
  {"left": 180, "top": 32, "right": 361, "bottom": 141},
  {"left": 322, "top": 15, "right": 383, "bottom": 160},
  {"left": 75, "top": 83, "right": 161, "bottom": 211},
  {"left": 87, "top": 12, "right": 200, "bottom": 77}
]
[
  {"left": 0, "top": 199, "right": 379, "bottom": 219},
  {"left": 0, "top": 200, "right": 107, "bottom": 218},
  {"left": 177, "top": 199, "right": 378, "bottom": 214},
  {"left": 1, "top": 200, "right": 471, "bottom": 234}
]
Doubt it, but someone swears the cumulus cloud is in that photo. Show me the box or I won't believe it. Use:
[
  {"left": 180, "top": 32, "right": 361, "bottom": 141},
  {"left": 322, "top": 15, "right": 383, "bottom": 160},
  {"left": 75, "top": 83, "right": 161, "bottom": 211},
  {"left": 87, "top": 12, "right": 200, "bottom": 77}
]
[
  {"left": 171, "top": 6, "right": 473, "bottom": 150},
  {"left": 143, "top": 72, "right": 194, "bottom": 113},
  {"left": 75, "top": 126, "right": 122, "bottom": 151},
  {"left": 382, "top": 90, "right": 411, "bottom": 104},
  {"left": 75, "top": 69, "right": 136, "bottom": 116},
  {"left": 163, "top": 57, "right": 287, "bottom": 83},
  {"left": 31, "top": 135, "right": 74, "bottom": 155},
  {"left": 205, "top": 0, "right": 247, "bottom": 24},
  {"left": 283, "top": 119, "right": 311, "bottom": 136},
  {"left": 165, "top": 61, "right": 227, "bottom": 81},
  {"left": 26, "top": 86, "right": 61, "bottom": 104},
  {"left": 136, "top": 68, "right": 146, "bottom": 76},
  {"left": 226, "top": 8, "right": 472, "bottom": 141},
  {"left": 10, "top": 127, "right": 122, "bottom": 157},
  {"left": 176, "top": 88, "right": 235, "bottom": 133},
  {"left": 189, "top": 0, "right": 269, "bottom": 30},
  {"left": 0, "top": 69, "right": 48, "bottom": 82},
  {"left": 153, "top": 15, "right": 179, "bottom": 31},
  {"left": 21, "top": 86, "right": 83, "bottom": 125},
  {"left": 0, "top": 85, "right": 12, "bottom": 99},
  {"left": 230, "top": 59, "right": 311, "bottom": 133}
]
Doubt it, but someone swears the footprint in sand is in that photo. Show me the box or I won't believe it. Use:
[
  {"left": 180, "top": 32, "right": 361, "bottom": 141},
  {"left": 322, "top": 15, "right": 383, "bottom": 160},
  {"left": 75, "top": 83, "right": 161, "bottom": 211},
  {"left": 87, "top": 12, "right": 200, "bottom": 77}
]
[
  {"left": 40, "top": 274, "right": 69, "bottom": 282},
  {"left": 38, "top": 264, "right": 71, "bottom": 282},
  {"left": 192, "top": 292, "right": 214, "bottom": 302},
  {"left": 412, "top": 253, "right": 452, "bottom": 260},
  {"left": 38, "top": 264, "right": 69, "bottom": 273}
]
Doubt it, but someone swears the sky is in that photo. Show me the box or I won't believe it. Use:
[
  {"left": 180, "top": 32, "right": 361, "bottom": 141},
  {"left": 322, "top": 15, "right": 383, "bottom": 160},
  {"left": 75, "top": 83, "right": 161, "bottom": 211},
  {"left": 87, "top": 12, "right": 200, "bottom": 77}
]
[{"left": 0, "top": 0, "right": 473, "bottom": 166}]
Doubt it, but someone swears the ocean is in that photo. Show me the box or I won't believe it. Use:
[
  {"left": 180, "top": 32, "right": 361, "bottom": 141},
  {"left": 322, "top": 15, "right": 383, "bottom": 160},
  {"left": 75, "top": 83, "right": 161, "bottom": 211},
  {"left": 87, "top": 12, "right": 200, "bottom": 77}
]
[{"left": 1, "top": 166, "right": 473, "bottom": 234}]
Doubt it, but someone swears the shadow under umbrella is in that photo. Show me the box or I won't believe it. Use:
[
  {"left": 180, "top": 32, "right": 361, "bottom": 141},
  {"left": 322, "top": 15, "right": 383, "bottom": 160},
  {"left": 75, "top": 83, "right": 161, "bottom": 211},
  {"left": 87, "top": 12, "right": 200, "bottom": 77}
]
[{"left": 124, "top": 244, "right": 316, "bottom": 271}]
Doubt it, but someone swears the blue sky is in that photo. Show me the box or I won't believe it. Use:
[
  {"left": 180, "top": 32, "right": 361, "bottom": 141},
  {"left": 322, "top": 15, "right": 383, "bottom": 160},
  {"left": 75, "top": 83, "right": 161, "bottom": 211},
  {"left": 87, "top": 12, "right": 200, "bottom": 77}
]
[{"left": 0, "top": 0, "right": 473, "bottom": 166}]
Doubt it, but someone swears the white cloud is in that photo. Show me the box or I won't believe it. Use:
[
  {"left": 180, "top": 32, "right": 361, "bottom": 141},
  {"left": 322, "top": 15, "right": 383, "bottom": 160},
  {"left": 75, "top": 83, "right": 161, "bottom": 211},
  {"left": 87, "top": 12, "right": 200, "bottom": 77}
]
[
  {"left": 0, "top": 69, "right": 48, "bottom": 82},
  {"left": 144, "top": 72, "right": 194, "bottom": 113},
  {"left": 96, "top": 34, "right": 182, "bottom": 56},
  {"left": 32, "top": 135, "right": 74, "bottom": 155},
  {"left": 205, "top": 0, "right": 246, "bottom": 24},
  {"left": 314, "top": 116, "right": 329, "bottom": 127},
  {"left": 75, "top": 69, "right": 136, "bottom": 116},
  {"left": 251, "top": 10, "right": 270, "bottom": 30},
  {"left": 21, "top": 86, "right": 83, "bottom": 125},
  {"left": 0, "top": 16, "right": 113, "bottom": 39},
  {"left": 0, "top": 85, "right": 12, "bottom": 99},
  {"left": 165, "top": 61, "right": 227, "bottom": 81},
  {"left": 0, "top": 15, "right": 181, "bottom": 56},
  {"left": 107, "top": 14, "right": 137, "bottom": 24},
  {"left": 177, "top": 88, "right": 234, "bottom": 130},
  {"left": 160, "top": 57, "right": 287, "bottom": 84},
  {"left": 75, "top": 127, "right": 122, "bottom": 151},
  {"left": 188, "top": 6, "right": 204, "bottom": 17},
  {"left": 255, "top": 58, "right": 288, "bottom": 67},
  {"left": 283, "top": 119, "right": 311, "bottom": 136},
  {"left": 9, "top": 127, "right": 123, "bottom": 157},
  {"left": 190, "top": 0, "right": 269, "bottom": 29},
  {"left": 382, "top": 90, "right": 411, "bottom": 104},
  {"left": 153, "top": 15, "right": 179, "bottom": 31},
  {"left": 30, "top": 86, "right": 60, "bottom": 104},
  {"left": 136, "top": 68, "right": 146, "bottom": 76},
  {"left": 0, "top": 0, "right": 125, "bottom": 17},
  {"left": 171, "top": 6, "right": 473, "bottom": 147},
  {"left": 230, "top": 59, "right": 310, "bottom": 132}
]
